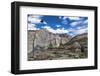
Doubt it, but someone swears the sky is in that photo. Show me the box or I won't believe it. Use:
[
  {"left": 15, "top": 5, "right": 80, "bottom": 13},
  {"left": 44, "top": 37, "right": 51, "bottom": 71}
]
[{"left": 28, "top": 14, "right": 88, "bottom": 36}]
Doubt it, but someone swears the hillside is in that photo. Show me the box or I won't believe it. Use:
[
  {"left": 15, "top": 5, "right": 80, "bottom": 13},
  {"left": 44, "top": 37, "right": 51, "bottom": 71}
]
[{"left": 28, "top": 29, "right": 88, "bottom": 61}]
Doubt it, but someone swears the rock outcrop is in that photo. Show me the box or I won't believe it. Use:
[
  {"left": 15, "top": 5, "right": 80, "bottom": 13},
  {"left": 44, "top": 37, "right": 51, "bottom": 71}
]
[
  {"left": 28, "top": 29, "right": 71, "bottom": 53},
  {"left": 28, "top": 29, "right": 88, "bottom": 60},
  {"left": 64, "top": 33, "right": 88, "bottom": 53}
]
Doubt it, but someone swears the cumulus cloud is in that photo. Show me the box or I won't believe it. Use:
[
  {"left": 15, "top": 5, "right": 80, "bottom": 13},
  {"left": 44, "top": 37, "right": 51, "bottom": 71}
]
[
  {"left": 70, "top": 22, "right": 78, "bottom": 27},
  {"left": 56, "top": 25, "right": 61, "bottom": 27},
  {"left": 28, "top": 24, "right": 40, "bottom": 30},
  {"left": 83, "top": 20, "right": 88, "bottom": 24},
  {"left": 43, "top": 21, "right": 47, "bottom": 24},
  {"left": 59, "top": 16, "right": 62, "bottom": 19},
  {"left": 43, "top": 26, "right": 68, "bottom": 34},
  {"left": 67, "top": 27, "right": 87, "bottom": 36},
  {"left": 28, "top": 15, "right": 47, "bottom": 24},
  {"left": 68, "top": 17, "right": 81, "bottom": 20},
  {"left": 28, "top": 16, "right": 42, "bottom": 24},
  {"left": 63, "top": 17, "right": 67, "bottom": 20},
  {"left": 76, "top": 28, "right": 87, "bottom": 34},
  {"left": 76, "top": 26, "right": 82, "bottom": 30},
  {"left": 61, "top": 16, "right": 81, "bottom": 20},
  {"left": 62, "top": 20, "right": 68, "bottom": 25},
  {"left": 70, "top": 21, "right": 82, "bottom": 27}
]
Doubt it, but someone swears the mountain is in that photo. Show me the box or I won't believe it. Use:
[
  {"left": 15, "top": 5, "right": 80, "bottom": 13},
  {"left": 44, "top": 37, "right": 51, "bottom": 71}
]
[
  {"left": 28, "top": 29, "right": 71, "bottom": 53},
  {"left": 28, "top": 29, "right": 88, "bottom": 60},
  {"left": 64, "top": 33, "right": 88, "bottom": 55}
]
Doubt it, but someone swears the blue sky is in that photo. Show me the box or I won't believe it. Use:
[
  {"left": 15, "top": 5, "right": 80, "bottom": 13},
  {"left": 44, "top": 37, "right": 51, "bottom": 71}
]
[{"left": 28, "top": 14, "right": 88, "bottom": 36}]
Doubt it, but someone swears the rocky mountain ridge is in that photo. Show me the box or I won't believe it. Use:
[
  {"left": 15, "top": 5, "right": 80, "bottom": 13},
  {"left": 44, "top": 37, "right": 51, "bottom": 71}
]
[
  {"left": 28, "top": 29, "right": 88, "bottom": 60},
  {"left": 28, "top": 29, "right": 72, "bottom": 53}
]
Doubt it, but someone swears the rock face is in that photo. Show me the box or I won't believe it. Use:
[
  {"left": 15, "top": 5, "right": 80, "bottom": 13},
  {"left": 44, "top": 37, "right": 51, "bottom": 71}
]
[
  {"left": 64, "top": 33, "right": 88, "bottom": 53},
  {"left": 28, "top": 30, "right": 88, "bottom": 60},
  {"left": 28, "top": 30, "right": 36, "bottom": 53},
  {"left": 28, "top": 29, "right": 71, "bottom": 53},
  {"left": 65, "top": 42, "right": 81, "bottom": 49},
  {"left": 68, "top": 33, "right": 87, "bottom": 45}
]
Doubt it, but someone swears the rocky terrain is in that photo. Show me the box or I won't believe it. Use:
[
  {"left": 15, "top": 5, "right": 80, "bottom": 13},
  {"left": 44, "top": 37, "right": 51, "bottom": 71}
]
[{"left": 28, "top": 29, "right": 88, "bottom": 61}]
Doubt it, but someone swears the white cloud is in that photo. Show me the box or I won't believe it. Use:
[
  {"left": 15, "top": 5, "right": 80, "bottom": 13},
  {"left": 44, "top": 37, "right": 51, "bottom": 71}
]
[
  {"left": 43, "top": 26, "right": 68, "bottom": 34},
  {"left": 83, "top": 19, "right": 88, "bottom": 24},
  {"left": 70, "top": 22, "right": 78, "bottom": 27},
  {"left": 63, "top": 17, "right": 67, "bottom": 20},
  {"left": 62, "top": 20, "right": 68, "bottom": 25},
  {"left": 75, "top": 28, "right": 87, "bottom": 34},
  {"left": 28, "top": 15, "right": 48, "bottom": 25},
  {"left": 28, "top": 17, "right": 42, "bottom": 24},
  {"left": 67, "top": 27, "right": 87, "bottom": 36},
  {"left": 56, "top": 25, "right": 61, "bottom": 27},
  {"left": 62, "top": 16, "right": 81, "bottom": 20},
  {"left": 68, "top": 17, "right": 81, "bottom": 20},
  {"left": 76, "top": 27, "right": 82, "bottom": 30},
  {"left": 76, "top": 25, "right": 87, "bottom": 30},
  {"left": 43, "top": 21, "right": 47, "bottom": 24},
  {"left": 70, "top": 21, "right": 82, "bottom": 27},
  {"left": 59, "top": 16, "right": 62, "bottom": 19},
  {"left": 67, "top": 28, "right": 73, "bottom": 31},
  {"left": 28, "top": 24, "right": 40, "bottom": 30}
]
